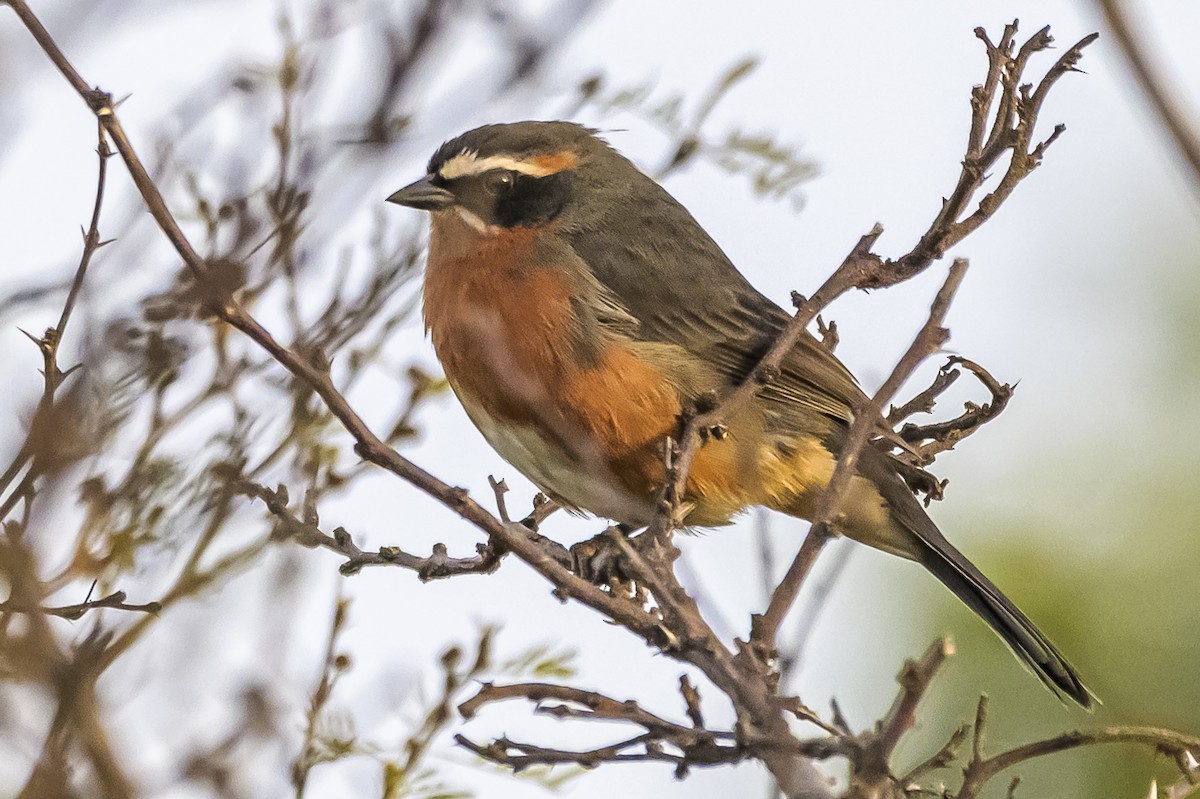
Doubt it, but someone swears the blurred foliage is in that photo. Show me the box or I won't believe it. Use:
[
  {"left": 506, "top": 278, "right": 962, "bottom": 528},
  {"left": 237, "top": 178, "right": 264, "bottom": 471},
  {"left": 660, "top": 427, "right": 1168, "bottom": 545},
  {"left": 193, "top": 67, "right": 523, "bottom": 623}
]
[{"left": 569, "top": 59, "right": 818, "bottom": 206}]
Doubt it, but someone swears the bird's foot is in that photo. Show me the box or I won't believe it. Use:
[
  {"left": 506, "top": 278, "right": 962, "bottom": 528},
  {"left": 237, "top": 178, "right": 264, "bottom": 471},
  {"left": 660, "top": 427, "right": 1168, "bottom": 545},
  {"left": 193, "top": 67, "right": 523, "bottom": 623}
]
[{"left": 570, "top": 523, "right": 636, "bottom": 585}]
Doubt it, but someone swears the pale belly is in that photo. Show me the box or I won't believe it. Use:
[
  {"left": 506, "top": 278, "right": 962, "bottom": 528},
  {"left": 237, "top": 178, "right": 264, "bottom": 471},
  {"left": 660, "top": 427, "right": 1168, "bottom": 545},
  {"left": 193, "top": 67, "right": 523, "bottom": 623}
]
[{"left": 454, "top": 388, "right": 658, "bottom": 525}]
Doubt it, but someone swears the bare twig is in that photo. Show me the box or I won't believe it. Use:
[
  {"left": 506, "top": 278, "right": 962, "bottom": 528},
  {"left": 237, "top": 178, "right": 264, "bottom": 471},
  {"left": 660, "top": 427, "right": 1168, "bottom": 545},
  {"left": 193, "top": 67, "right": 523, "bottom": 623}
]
[
  {"left": 680, "top": 675, "right": 704, "bottom": 729},
  {"left": 234, "top": 479, "right": 515, "bottom": 578},
  {"left": 455, "top": 680, "right": 842, "bottom": 778},
  {"left": 1094, "top": 0, "right": 1200, "bottom": 193},
  {"left": 887, "top": 362, "right": 962, "bottom": 425},
  {"left": 959, "top": 713, "right": 1200, "bottom": 799},
  {"left": 0, "top": 587, "right": 161, "bottom": 620},
  {"left": 644, "top": 24, "right": 1097, "bottom": 642},
  {"left": 896, "top": 357, "right": 1015, "bottom": 463},
  {"left": 459, "top": 681, "right": 706, "bottom": 735},
  {"left": 900, "top": 722, "right": 971, "bottom": 784}
]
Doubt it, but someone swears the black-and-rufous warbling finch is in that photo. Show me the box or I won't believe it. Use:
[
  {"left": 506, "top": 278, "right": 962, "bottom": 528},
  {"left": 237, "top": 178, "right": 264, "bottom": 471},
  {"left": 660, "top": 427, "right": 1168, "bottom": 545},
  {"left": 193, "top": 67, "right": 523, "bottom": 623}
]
[{"left": 387, "top": 120, "right": 1091, "bottom": 707}]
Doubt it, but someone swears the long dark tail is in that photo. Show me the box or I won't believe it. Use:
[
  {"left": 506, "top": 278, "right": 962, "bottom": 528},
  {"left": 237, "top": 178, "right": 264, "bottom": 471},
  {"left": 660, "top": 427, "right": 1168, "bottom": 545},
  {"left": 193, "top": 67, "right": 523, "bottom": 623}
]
[
  {"left": 908, "top": 516, "right": 1092, "bottom": 707},
  {"left": 844, "top": 441, "right": 1094, "bottom": 707}
]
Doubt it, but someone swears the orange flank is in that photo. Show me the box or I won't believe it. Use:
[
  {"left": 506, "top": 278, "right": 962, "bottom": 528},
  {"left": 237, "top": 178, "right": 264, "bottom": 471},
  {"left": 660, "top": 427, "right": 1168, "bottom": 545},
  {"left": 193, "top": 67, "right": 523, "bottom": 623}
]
[{"left": 421, "top": 214, "right": 753, "bottom": 524}]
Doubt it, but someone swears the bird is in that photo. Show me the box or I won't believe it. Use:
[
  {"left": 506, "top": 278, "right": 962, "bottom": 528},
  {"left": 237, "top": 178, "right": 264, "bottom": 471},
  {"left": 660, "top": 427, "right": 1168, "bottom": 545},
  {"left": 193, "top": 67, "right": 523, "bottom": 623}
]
[{"left": 386, "top": 120, "right": 1091, "bottom": 707}]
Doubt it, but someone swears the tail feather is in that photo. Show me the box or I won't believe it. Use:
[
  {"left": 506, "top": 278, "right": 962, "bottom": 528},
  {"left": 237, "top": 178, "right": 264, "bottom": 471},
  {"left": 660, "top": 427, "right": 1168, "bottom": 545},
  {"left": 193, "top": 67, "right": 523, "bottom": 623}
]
[
  {"left": 852, "top": 445, "right": 1093, "bottom": 707},
  {"left": 911, "top": 526, "right": 1093, "bottom": 707}
]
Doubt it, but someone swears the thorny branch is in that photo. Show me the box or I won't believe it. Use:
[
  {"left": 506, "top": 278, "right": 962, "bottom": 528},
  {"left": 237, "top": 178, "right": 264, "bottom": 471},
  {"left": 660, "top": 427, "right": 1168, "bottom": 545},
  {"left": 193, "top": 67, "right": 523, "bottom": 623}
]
[
  {"left": 6, "top": 5, "right": 1159, "bottom": 798},
  {"left": 453, "top": 637, "right": 1200, "bottom": 798},
  {"left": 0, "top": 108, "right": 149, "bottom": 798},
  {"left": 844, "top": 639, "right": 954, "bottom": 798},
  {"left": 894, "top": 356, "right": 1015, "bottom": 466},
  {"left": 234, "top": 477, "right": 555, "bottom": 578},
  {"left": 0, "top": 586, "right": 161, "bottom": 620},
  {"left": 0, "top": 118, "right": 113, "bottom": 521},
  {"left": 456, "top": 681, "right": 752, "bottom": 776},
  {"left": 877, "top": 356, "right": 1015, "bottom": 504}
]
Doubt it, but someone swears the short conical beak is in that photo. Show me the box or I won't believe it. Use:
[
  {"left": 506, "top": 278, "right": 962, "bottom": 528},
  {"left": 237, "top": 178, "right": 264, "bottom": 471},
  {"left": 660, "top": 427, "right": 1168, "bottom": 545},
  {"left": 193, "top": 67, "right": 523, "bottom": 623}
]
[{"left": 385, "top": 175, "right": 456, "bottom": 210}]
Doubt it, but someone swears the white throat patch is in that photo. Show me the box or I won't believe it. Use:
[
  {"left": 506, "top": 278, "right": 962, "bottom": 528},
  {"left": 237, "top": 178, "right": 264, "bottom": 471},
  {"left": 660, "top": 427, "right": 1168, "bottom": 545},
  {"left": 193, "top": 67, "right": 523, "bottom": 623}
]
[{"left": 453, "top": 205, "right": 492, "bottom": 234}]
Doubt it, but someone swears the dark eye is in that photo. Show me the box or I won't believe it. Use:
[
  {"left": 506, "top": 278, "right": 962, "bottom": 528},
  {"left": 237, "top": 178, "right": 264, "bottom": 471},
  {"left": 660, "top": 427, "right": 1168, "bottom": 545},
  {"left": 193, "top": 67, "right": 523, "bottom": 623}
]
[{"left": 485, "top": 170, "right": 515, "bottom": 194}]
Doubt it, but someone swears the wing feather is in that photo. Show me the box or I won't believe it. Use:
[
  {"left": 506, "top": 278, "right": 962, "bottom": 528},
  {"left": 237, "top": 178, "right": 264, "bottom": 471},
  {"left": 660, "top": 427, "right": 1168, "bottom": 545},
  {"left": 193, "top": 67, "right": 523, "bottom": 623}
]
[{"left": 563, "top": 183, "right": 865, "bottom": 427}]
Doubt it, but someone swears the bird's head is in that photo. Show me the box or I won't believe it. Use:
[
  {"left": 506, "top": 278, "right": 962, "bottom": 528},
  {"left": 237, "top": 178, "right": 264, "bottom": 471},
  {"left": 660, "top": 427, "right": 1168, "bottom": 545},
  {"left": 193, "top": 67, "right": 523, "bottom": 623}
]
[{"left": 386, "top": 120, "right": 628, "bottom": 234}]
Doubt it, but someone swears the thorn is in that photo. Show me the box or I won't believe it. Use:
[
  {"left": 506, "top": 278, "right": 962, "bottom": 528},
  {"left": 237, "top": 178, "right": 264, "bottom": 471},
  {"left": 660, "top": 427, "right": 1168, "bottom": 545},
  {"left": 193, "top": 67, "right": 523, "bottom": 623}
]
[
  {"left": 1186, "top": 751, "right": 1198, "bottom": 771},
  {"left": 1146, "top": 779, "right": 1157, "bottom": 799}
]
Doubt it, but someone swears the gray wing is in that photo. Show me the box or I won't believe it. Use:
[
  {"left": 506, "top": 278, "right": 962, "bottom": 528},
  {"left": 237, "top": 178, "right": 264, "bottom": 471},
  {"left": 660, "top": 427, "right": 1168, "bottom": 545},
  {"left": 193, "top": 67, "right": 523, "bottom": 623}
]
[{"left": 563, "top": 179, "right": 865, "bottom": 426}]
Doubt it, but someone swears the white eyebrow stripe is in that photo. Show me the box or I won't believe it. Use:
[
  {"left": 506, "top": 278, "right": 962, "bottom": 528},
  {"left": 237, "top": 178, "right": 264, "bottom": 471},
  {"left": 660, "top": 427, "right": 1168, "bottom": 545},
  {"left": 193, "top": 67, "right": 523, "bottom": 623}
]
[{"left": 437, "top": 151, "right": 558, "bottom": 179}]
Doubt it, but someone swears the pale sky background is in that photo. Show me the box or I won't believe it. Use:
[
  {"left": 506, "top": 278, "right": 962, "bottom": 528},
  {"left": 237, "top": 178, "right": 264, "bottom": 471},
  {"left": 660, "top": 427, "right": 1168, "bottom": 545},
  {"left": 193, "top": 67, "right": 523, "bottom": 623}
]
[{"left": 1, "top": 1, "right": 1199, "bottom": 797}]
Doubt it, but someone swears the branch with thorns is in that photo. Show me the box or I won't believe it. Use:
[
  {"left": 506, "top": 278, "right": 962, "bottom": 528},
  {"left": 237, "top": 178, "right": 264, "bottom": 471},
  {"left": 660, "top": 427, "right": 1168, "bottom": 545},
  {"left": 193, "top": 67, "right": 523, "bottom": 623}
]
[
  {"left": 457, "top": 681, "right": 756, "bottom": 777},
  {"left": 881, "top": 355, "right": 1015, "bottom": 503},
  {"left": 0, "top": 119, "right": 113, "bottom": 522},
  {"left": 454, "top": 635, "right": 1197, "bottom": 797},
  {"left": 0, "top": 583, "right": 161, "bottom": 620},
  {"left": 233, "top": 476, "right": 560, "bottom": 578}
]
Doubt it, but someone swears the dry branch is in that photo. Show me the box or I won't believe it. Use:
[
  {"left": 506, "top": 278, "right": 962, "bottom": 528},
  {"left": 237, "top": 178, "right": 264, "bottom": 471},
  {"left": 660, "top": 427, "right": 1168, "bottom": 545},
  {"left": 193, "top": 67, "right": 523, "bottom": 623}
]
[
  {"left": 0, "top": 587, "right": 161, "bottom": 620},
  {"left": 958, "top": 695, "right": 1200, "bottom": 799},
  {"left": 235, "top": 478, "right": 511, "bottom": 578},
  {"left": 754, "top": 262, "right": 968, "bottom": 650}
]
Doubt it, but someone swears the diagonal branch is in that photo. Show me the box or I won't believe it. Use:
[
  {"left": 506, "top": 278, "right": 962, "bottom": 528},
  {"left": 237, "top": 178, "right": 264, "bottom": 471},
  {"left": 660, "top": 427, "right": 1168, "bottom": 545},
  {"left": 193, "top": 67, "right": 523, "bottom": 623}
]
[
  {"left": 754, "top": 261, "right": 968, "bottom": 647},
  {"left": 1093, "top": 0, "right": 1200, "bottom": 194}
]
